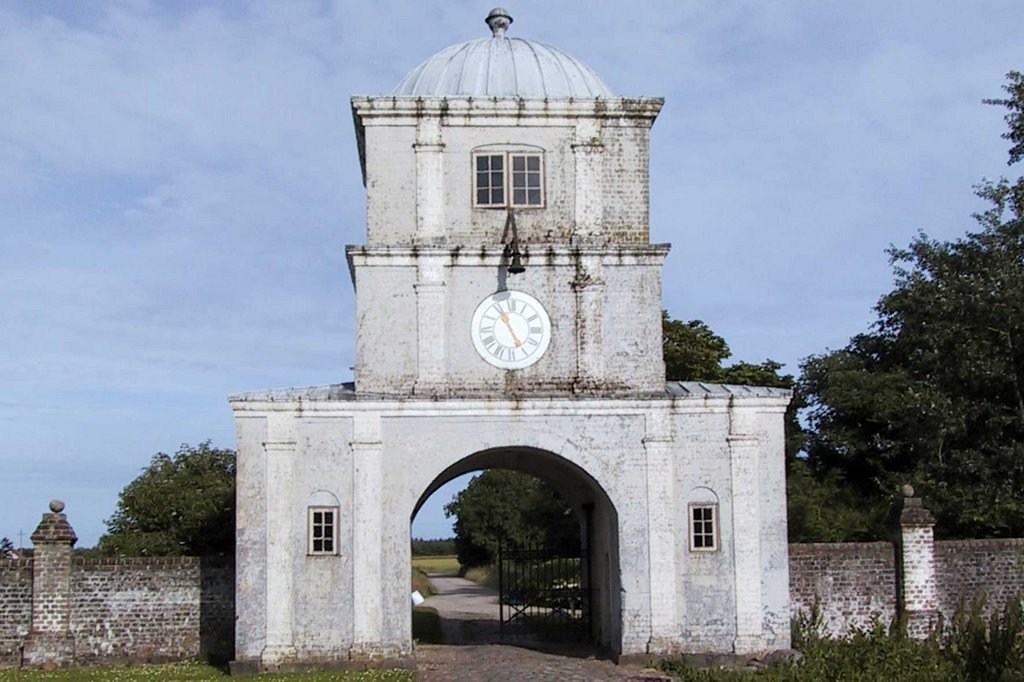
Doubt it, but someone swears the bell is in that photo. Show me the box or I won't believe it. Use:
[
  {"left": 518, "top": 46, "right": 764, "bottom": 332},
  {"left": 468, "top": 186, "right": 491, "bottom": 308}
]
[{"left": 508, "top": 249, "right": 526, "bottom": 274}]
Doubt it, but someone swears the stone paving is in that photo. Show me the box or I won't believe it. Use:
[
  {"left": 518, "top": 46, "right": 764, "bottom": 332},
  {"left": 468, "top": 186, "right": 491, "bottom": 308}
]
[
  {"left": 415, "top": 643, "right": 672, "bottom": 681},
  {"left": 415, "top": 574, "right": 672, "bottom": 680}
]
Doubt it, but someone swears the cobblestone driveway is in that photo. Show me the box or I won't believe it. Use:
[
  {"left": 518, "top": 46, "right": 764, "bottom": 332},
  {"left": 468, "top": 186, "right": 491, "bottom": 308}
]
[{"left": 415, "top": 644, "right": 672, "bottom": 681}]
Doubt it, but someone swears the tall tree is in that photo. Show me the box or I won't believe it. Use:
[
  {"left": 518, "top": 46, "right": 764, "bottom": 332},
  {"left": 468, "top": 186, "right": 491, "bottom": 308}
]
[
  {"left": 444, "top": 470, "right": 579, "bottom": 568},
  {"left": 97, "top": 441, "right": 235, "bottom": 556},
  {"left": 0, "top": 537, "right": 16, "bottom": 558},
  {"left": 800, "top": 72, "right": 1024, "bottom": 539}
]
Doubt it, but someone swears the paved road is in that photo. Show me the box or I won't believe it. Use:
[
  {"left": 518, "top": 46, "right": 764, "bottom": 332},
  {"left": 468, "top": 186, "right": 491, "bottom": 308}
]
[
  {"left": 421, "top": 574, "right": 500, "bottom": 621},
  {"left": 415, "top": 574, "right": 672, "bottom": 681}
]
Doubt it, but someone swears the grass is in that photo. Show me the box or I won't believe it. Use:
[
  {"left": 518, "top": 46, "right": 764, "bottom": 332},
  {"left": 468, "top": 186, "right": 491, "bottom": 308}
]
[
  {"left": 411, "top": 567, "right": 435, "bottom": 597},
  {"left": 410, "top": 555, "right": 459, "bottom": 576},
  {"left": 411, "top": 606, "right": 443, "bottom": 645},
  {"left": 0, "top": 662, "right": 414, "bottom": 681},
  {"left": 461, "top": 565, "right": 498, "bottom": 589}
]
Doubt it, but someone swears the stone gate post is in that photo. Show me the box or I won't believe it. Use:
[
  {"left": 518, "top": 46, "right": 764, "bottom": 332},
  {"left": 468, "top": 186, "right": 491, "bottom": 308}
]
[
  {"left": 898, "top": 485, "right": 939, "bottom": 639},
  {"left": 22, "top": 499, "right": 77, "bottom": 669}
]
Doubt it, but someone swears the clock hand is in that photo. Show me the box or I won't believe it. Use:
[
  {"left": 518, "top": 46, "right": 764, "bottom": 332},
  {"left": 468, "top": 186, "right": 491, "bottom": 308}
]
[{"left": 499, "top": 312, "right": 524, "bottom": 347}]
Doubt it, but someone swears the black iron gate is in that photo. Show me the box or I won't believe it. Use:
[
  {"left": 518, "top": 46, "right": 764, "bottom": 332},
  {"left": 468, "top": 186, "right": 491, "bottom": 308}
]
[{"left": 497, "top": 541, "right": 592, "bottom": 641}]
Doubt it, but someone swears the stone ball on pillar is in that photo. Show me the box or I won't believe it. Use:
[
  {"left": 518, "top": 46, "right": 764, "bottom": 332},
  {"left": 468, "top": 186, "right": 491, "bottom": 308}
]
[
  {"left": 49, "top": 499, "right": 65, "bottom": 513},
  {"left": 901, "top": 484, "right": 915, "bottom": 498}
]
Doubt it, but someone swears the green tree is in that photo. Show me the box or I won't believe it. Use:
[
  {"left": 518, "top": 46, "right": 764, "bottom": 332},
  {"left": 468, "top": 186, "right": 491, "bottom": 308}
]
[
  {"left": 97, "top": 441, "right": 235, "bottom": 556},
  {"left": 444, "top": 470, "right": 578, "bottom": 568},
  {"left": 800, "top": 73, "right": 1024, "bottom": 539},
  {"left": 0, "top": 537, "right": 15, "bottom": 558}
]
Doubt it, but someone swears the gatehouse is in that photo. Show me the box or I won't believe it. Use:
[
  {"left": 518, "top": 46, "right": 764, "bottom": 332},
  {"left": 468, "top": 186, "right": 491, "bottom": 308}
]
[{"left": 229, "top": 8, "right": 792, "bottom": 671}]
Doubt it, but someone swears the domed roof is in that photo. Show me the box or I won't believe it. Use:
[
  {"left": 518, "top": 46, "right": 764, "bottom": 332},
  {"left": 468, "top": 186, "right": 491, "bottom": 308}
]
[{"left": 392, "top": 8, "right": 613, "bottom": 99}]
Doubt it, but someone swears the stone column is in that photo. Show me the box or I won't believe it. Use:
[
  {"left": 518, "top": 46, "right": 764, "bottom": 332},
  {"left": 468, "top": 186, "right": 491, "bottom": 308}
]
[
  {"left": 22, "top": 499, "right": 77, "bottom": 669},
  {"left": 899, "top": 485, "right": 939, "bottom": 639}
]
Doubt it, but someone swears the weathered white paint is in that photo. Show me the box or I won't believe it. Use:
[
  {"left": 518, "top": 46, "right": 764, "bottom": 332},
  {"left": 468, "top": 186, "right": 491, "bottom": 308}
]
[{"left": 231, "top": 14, "right": 792, "bottom": 669}]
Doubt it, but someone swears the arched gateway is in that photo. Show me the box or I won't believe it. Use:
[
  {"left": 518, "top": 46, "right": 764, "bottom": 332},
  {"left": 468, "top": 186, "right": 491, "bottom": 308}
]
[{"left": 230, "top": 8, "right": 792, "bottom": 672}]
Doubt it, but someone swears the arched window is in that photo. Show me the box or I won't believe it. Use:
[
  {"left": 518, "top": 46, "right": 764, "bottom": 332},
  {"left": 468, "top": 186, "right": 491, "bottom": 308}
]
[
  {"left": 306, "top": 490, "right": 340, "bottom": 556},
  {"left": 688, "top": 487, "right": 719, "bottom": 553}
]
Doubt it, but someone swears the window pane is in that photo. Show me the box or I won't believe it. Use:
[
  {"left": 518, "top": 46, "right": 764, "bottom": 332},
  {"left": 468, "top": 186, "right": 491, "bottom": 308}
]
[
  {"left": 323, "top": 538, "right": 333, "bottom": 553},
  {"left": 527, "top": 156, "right": 540, "bottom": 171},
  {"left": 512, "top": 156, "right": 525, "bottom": 171},
  {"left": 513, "top": 188, "right": 526, "bottom": 205},
  {"left": 492, "top": 155, "right": 503, "bottom": 171},
  {"left": 476, "top": 156, "right": 489, "bottom": 171},
  {"left": 528, "top": 189, "right": 541, "bottom": 204},
  {"left": 314, "top": 511, "right": 323, "bottom": 524},
  {"left": 493, "top": 188, "right": 503, "bottom": 204}
]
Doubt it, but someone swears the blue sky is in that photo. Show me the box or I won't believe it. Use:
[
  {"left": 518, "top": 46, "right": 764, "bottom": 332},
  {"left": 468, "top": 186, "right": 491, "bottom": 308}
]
[{"left": 1, "top": 1, "right": 1021, "bottom": 547}]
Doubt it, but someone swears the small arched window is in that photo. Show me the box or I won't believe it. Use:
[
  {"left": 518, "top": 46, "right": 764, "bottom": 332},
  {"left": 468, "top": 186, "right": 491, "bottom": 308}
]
[
  {"left": 307, "top": 490, "right": 340, "bottom": 556},
  {"left": 688, "top": 487, "right": 719, "bottom": 553}
]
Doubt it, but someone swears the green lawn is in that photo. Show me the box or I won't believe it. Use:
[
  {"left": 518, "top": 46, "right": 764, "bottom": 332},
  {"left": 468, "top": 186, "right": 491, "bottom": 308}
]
[{"left": 0, "top": 663, "right": 413, "bottom": 681}]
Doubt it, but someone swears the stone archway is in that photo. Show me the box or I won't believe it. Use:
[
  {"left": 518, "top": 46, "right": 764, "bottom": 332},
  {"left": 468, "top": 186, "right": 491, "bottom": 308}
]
[{"left": 410, "top": 447, "right": 622, "bottom": 651}]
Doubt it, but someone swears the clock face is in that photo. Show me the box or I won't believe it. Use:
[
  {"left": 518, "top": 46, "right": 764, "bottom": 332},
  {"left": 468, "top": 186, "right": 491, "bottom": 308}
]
[{"left": 471, "top": 290, "right": 552, "bottom": 370}]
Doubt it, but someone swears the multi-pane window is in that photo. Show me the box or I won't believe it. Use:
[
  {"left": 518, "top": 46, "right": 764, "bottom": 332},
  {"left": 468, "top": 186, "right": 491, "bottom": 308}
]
[
  {"left": 308, "top": 507, "right": 338, "bottom": 555},
  {"left": 689, "top": 504, "right": 718, "bottom": 552},
  {"left": 473, "top": 152, "right": 544, "bottom": 208}
]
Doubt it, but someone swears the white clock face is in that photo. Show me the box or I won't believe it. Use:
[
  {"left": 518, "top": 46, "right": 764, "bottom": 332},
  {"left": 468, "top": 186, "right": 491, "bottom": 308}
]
[{"left": 471, "top": 290, "right": 552, "bottom": 370}]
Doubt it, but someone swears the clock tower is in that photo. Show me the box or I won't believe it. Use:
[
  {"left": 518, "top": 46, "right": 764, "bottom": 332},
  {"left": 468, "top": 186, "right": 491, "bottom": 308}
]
[
  {"left": 230, "top": 8, "right": 792, "bottom": 672},
  {"left": 348, "top": 7, "right": 667, "bottom": 397}
]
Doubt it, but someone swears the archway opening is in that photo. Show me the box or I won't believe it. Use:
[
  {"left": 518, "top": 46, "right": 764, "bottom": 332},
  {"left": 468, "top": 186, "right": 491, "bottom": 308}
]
[{"left": 409, "top": 446, "right": 621, "bottom": 655}]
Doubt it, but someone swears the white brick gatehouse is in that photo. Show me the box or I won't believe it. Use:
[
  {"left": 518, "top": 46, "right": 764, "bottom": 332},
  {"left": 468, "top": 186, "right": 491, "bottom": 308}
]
[{"left": 230, "top": 8, "right": 791, "bottom": 671}]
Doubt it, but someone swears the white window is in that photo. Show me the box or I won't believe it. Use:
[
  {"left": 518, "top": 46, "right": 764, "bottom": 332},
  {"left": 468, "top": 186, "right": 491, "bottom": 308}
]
[
  {"left": 308, "top": 507, "right": 338, "bottom": 555},
  {"left": 689, "top": 504, "right": 718, "bottom": 552},
  {"left": 474, "top": 152, "right": 544, "bottom": 208}
]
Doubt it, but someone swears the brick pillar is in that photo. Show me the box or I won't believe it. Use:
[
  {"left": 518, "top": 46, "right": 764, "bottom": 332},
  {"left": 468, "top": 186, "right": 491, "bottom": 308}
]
[
  {"left": 22, "top": 499, "right": 77, "bottom": 669},
  {"left": 899, "top": 485, "right": 939, "bottom": 639}
]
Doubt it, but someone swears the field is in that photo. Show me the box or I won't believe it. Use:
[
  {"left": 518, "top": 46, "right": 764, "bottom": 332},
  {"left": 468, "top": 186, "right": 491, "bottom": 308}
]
[
  {"left": 410, "top": 555, "right": 459, "bottom": 576},
  {"left": 0, "top": 663, "right": 413, "bottom": 681}
]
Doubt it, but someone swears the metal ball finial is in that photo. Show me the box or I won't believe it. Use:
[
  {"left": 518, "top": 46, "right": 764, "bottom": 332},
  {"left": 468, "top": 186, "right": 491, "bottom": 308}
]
[
  {"left": 486, "top": 7, "right": 513, "bottom": 37},
  {"left": 49, "top": 499, "right": 65, "bottom": 513}
]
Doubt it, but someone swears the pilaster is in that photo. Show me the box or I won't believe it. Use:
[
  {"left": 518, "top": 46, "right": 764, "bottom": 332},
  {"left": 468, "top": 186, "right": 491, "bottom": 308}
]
[
  {"left": 261, "top": 437, "right": 297, "bottom": 666},
  {"left": 351, "top": 414, "right": 385, "bottom": 658},
  {"left": 571, "top": 120, "right": 604, "bottom": 240},
  {"left": 643, "top": 408, "right": 679, "bottom": 653},
  {"left": 573, "top": 254, "right": 605, "bottom": 392},
  {"left": 22, "top": 500, "right": 77, "bottom": 669},
  {"left": 414, "top": 116, "right": 445, "bottom": 242},
  {"left": 728, "top": 426, "right": 764, "bottom": 654},
  {"left": 413, "top": 255, "right": 447, "bottom": 395}
]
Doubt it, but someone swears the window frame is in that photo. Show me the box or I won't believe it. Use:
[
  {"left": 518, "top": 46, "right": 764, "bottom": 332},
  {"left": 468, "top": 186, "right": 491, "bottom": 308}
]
[
  {"left": 688, "top": 503, "right": 719, "bottom": 552},
  {"left": 307, "top": 506, "right": 339, "bottom": 556},
  {"left": 472, "top": 151, "right": 545, "bottom": 209}
]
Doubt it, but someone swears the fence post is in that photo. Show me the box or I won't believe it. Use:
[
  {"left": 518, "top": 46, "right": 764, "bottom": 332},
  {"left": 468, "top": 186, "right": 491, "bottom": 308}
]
[
  {"left": 22, "top": 500, "right": 77, "bottom": 669},
  {"left": 898, "top": 485, "right": 939, "bottom": 639}
]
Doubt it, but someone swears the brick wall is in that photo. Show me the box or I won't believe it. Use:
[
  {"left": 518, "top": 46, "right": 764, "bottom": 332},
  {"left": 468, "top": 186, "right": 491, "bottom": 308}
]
[
  {"left": 70, "top": 557, "right": 234, "bottom": 664},
  {"left": 788, "top": 542, "right": 897, "bottom": 636},
  {"left": 0, "top": 556, "right": 232, "bottom": 668},
  {"left": 0, "top": 559, "right": 32, "bottom": 666},
  {"left": 935, "top": 538, "right": 1024, "bottom": 619}
]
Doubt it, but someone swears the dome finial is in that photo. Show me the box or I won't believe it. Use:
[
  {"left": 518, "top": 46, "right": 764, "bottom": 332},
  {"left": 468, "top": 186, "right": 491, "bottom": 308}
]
[{"left": 486, "top": 7, "right": 513, "bottom": 37}]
